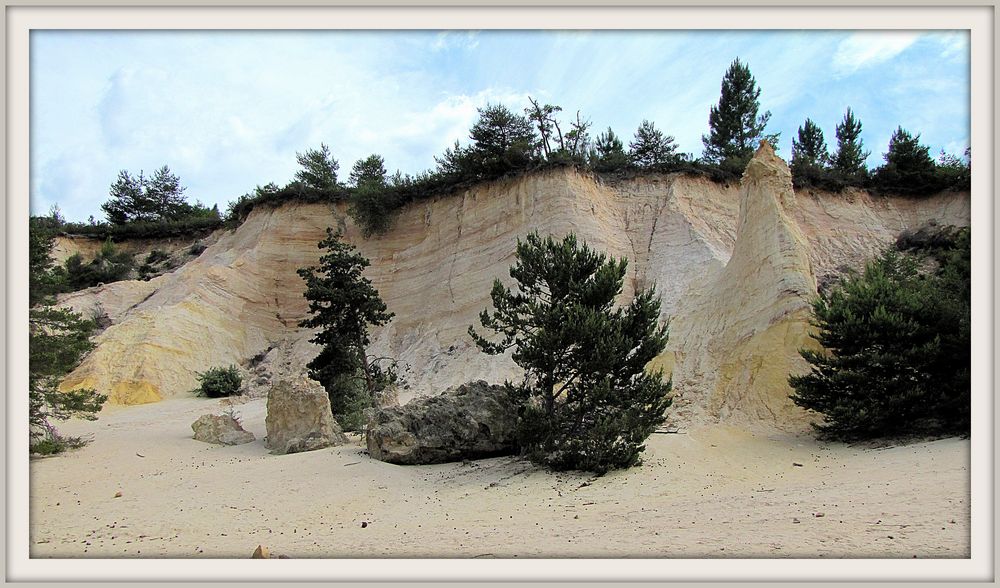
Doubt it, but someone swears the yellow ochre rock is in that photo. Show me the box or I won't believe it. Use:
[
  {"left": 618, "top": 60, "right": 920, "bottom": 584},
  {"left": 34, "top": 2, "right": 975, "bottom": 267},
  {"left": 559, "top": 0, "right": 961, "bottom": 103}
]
[{"left": 665, "top": 142, "right": 822, "bottom": 430}]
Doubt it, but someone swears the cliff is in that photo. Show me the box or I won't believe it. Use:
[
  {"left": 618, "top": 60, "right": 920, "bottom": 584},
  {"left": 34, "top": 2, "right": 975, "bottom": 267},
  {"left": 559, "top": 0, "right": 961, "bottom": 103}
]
[{"left": 58, "top": 153, "right": 970, "bottom": 429}]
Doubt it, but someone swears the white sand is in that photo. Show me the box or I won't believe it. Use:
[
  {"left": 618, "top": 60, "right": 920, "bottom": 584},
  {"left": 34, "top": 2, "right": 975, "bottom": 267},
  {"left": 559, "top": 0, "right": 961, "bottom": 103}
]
[{"left": 29, "top": 397, "right": 969, "bottom": 559}]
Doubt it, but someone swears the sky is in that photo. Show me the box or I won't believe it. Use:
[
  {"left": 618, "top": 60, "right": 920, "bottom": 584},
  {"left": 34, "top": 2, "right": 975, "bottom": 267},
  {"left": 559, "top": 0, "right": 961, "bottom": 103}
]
[{"left": 30, "top": 29, "right": 970, "bottom": 221}]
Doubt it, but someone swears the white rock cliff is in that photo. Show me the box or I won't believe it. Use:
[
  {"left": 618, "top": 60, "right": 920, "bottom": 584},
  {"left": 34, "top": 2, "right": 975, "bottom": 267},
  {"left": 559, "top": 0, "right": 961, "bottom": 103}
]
[{"left": 58, "top": 153, "right": 969, "bottom": 430}]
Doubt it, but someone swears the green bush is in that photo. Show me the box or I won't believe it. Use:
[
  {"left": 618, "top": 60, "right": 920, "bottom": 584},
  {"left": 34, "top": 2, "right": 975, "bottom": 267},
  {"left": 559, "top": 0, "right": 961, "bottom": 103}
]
[
  {"left": 145, "top": 249, "right": 170, "bottom": 264},
  {"left": 195, "top": 365, "right": 243, "bottom": 398},
  {"left": 64, "top": 239, "right": 134, "bottom": 291},
  {"left": 470, "top": 232, "right": 672, "bottom": 474},
  {"left": 789, "top": 229, "right": 970, "bottom": 440}
]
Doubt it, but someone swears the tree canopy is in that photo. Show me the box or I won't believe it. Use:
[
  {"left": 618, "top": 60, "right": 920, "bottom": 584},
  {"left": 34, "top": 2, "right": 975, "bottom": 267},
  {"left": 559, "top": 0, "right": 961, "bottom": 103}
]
[
  {"left": 298, "top": 229, "right": 396, "bottom": 430},
  {"left": 101, "top": 166, "right": 202, "bottom": 225},
  {"left": 831, "top": 108, "right": 870, "bottom": 180},
  {"left": 701, "top": 58, "right": 779, "bottom": 172},
  {"left": 629, "top": 120, "right": 681, "bottom": 169},
  {"left": 470, "top": 232, "right": 672, "bottom": 473},
  {"left": 790, "top": 230, "right": 970, "bottom": 439}
]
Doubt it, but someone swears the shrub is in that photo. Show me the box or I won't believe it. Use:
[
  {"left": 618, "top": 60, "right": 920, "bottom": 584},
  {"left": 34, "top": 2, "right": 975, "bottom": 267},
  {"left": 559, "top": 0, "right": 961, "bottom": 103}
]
[
  {"left": 195, "top": 366, "right": 243, "bottom": 398},
  {"left": 789, "top": 231, "right": 970, "bottom": 440},
  {"left": 145, "top": 249, "right": 170, "bottom": 264},
  {"left": 64, "top": 239, "right": 134, "bottom": 291}
]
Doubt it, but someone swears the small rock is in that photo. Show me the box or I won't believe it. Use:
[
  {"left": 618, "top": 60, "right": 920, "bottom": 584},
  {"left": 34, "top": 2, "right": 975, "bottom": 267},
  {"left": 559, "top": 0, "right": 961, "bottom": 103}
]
[
  {"left": 814, "top": 512, "right": 825, "bottom": 518},
  {"left": 792, "top": 462, "right": 803, "bottom": 467},
  {"left": 192, "top": 414, "right": 255, "bottom": 446},
  {"left": 361, "top": 521, "right": 368, "bottom": 528},
  {"left": 252, "top": 545, "right": 270, "bottom": 559},
  {"left": 114, "top": 491, "right": 123, "bottom": 498},
  {"left": 792, "top": 518, "right": 800, "bottom": 523}
]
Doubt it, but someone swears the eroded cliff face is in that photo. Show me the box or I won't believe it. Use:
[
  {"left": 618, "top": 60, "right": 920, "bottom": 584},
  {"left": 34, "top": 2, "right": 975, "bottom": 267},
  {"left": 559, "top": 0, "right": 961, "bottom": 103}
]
[
  {"left": 663, "top": 143, "right": 818, "bottom": 429},
  {"left": 59, "top": 157, "right": 970, "bottom": 430}
]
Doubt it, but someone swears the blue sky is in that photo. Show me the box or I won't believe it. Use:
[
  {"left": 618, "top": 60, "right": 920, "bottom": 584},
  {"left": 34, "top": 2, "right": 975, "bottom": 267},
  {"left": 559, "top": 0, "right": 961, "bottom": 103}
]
[{"left": 30, "top": 29, "right": 969, "bottom": 221}]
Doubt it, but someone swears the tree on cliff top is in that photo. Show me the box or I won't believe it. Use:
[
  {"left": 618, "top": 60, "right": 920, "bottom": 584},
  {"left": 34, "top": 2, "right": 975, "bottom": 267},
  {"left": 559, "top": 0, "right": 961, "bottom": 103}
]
[
  {"left": 101, "top": 166, "right": 194, "bottom": 225},
  {"left": 298, "top": 229, "right": 395, "bottom": 430},
  {"left": 791, "top": 118, "right": 831, "bottom": 188},
  {"left": 701, "top": 58, "right": 779, "bottom": 174},
  {"left": 629, "top": 120, "right": 681, "bottom": 169},
  {"left": 831, "top": 108, "right": 870, "bottom": 181},
  {"left": 294, "top": 143, "right": 341, "bottom": 194},
  {"left": 469, "top": 231, "right": 672, "bottom": 474},
  {"left": 872, "top": 127, "right": 939, "bottom": 195}
]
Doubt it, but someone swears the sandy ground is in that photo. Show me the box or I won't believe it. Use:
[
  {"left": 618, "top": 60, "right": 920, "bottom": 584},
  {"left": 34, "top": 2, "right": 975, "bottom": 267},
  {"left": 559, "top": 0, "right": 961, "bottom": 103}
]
[{"left": 29, "top": 396, "right": 969, "bottom": 559}]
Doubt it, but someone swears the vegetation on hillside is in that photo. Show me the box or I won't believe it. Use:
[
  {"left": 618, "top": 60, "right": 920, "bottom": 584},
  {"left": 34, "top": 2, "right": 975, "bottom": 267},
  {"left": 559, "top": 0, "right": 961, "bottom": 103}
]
[
  {"left": 789, "top": 226, "right": 970, "bottom": 440},
  {"left": 470, "top": 232, "right": 672, "bottom": 474},
  {"left": 28, "top": 225, "right": 107, "bottom": 455}
]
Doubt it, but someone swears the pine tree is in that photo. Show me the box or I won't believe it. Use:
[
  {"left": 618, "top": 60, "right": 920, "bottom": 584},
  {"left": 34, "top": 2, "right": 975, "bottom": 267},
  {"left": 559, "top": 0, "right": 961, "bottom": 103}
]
[
  {"left": 294, "top": 143, "right": 340, "bottom": 193},
  {"left": 29, "top": 223, "right": 107, "bottom": 453},
  {"left": 789, "top": 236, "right": 970, "bottom": 440},
  {"left": 101, "top": 170, "right": 148, "bottom": 225},
  {"left": 469, "top": 232, "right": 672, "bottom": 474},
  {"left": 101, "top": 166, "right": 192, "bottom": 224},
  {"left": 298, "top": 229, "right": 395, "bottom": 429},
  {"left": 590, "top": 127, "right": 629, "bottom": 172},
  {"left": 348, "top": 154, "right": 388, "bottom": 188},
  {"left": 873, "top": 127, "right": 939, "bottom": 195},
  {"left": 145, "top": 165, "right": 190, "bottom": 221},
  {"left": 467, "top": 103, "right": 538, "bottom": 178},
  {"left": 701, "top": 58, "right": 779, "bottom": 172},
  {"left": 791, "top": 118, "right": 828, "bottom": 167},
  {"left": 831, "top": 108, "right": 870, "bottom": 180},
  {"left": 790, "top": 118, "right": 830, "bottom": 188},
  {"left": 629, "top": 120, "right": 680, "bottom": 169}
]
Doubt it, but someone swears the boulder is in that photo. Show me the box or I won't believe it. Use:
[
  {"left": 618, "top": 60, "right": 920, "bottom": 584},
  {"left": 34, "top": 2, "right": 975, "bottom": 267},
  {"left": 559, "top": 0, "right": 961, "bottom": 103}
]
[
  {"left": 265, "top": 377, "right": 348, "bottom": 454},
  {"left": 191, "top": 413, "right": 255, "bottom": 445},
  {"left": 366, "top": 381, "right": 517, "bottom": 465}
]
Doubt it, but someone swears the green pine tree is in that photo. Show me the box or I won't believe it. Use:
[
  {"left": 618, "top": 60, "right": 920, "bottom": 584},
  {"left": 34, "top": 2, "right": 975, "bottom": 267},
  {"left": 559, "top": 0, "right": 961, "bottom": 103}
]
[
  {"left": 29, "top": 223, "right": 107, "bottom": 454},
  {"left": 789, "top": 236, "right": 970, "bottom": 440},
  {"left": 873, "top": 127, "right": 940, "bottom": 195},
  {"left": 790, "top": 118, "right": 830, "bottom": 188},
  {"left": 469, "top": 232, "right": 672, "bottom": 474},
  {"left": 298, "top": 229, "right": 396, "bottom": 430},
  {"left": 701, "top": 58, "right": 779, "bottom": 173},
  {"left": 294, "top": 143, "right": 340, "bottom": 193},
  {"left": 590, "top": 127, "right": 630, "bottom": 172},
  {"left": 629, "top": 120, "right": 680, "bottom": 170},
  {"left": 831, "top": 108, "right": 871, "bottom": 181}
]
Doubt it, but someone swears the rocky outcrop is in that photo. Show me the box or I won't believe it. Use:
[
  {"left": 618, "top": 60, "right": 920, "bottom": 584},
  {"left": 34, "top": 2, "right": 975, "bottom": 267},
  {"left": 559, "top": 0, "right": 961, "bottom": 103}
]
[
  {"left": 664, "top": 143, "right": 819, "bottom": 429},
  {"left": 366, "top": 381, "right": 517, "bottom": 465},
  {"left": 264, "top": 377, "right": 348, "bottom": 454},
  {"left": 191, "top": 413, "right": 255, "bottom": 445}
]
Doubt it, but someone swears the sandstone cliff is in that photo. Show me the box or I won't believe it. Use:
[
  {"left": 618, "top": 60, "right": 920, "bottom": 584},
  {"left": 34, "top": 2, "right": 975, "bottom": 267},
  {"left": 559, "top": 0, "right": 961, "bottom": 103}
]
[
  {"left": 664, "top": 143, "right": 818, "bottom": 429},
  {"left": 59, "top": 155, "right": 969, "bottom": 430}
]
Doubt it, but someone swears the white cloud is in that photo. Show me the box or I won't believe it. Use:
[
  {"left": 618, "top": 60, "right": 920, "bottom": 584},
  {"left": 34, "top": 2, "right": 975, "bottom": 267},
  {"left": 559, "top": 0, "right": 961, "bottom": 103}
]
[
  {"left": 832, "top": 31, "right": 922, "bottom": 76},
  {"left": 431, "top": 31, "right": 480, "bottom": 52}
]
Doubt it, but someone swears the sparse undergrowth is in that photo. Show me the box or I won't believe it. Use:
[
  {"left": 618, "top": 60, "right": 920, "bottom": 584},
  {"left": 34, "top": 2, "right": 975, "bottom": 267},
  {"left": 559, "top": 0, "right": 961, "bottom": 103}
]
[{"left": 195, "top": 366, "right": 243, "bottom": 398}]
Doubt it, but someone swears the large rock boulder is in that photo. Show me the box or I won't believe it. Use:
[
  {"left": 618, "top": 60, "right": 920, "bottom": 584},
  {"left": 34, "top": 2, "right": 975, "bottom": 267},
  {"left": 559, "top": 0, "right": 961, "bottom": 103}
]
[
  {"left": 191, "top": 413, "right": 255, "bottom": 445},
  {"left": 265, "top": 377, "right": 348, "bottom": 454},
  {"left": 366, "top": 381, "right": 517, "bottom": 465}
]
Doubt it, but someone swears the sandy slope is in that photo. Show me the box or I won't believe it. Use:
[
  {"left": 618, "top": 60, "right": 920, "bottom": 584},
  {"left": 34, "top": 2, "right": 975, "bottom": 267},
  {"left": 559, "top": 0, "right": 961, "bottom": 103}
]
[{"left": 29, "top": 396, "right": 969, "bottom": 559}]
